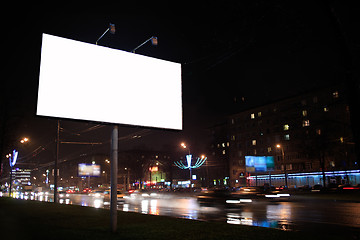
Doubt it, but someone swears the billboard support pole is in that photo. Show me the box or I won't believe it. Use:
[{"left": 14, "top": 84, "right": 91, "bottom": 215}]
[
  {"left": 54, "top": 120, "right": 60, "bottom": 203},
  {"left": 110, "top": 125, "right": 118, "bottom": 233}
]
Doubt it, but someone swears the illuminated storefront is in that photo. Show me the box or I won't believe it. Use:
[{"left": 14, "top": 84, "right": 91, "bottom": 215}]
[{"left": 247, "top": 170, "right": 360, "bottom": 187}]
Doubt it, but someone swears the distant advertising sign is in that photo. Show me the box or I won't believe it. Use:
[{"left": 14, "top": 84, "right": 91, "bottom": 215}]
[
  {"left": 149, "top": 166, "right": 158, "bottom": 172},
  {"left": 245, "top": 156, "right": 275, "bottom": 173},
  {"left": 78, "top": 164, "right": 101, "bottom": 177}
]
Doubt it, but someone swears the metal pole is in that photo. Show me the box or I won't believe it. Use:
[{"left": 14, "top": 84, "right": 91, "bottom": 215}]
[
  {"left": 282, "top": 148, "right": 288, "bottom": 188},
  {"left": 110, "top": 125, "right": 118, "bottom": 233},
  {"left": 9, "top": 165, "right": 12, "bottom": 197},
  {"left": 131, "top": 37, "right": 154, "bottom": 53},
  {"left": 54, "top": 120, "right": 60, "bottom": 203},
  {"left": 269, "top": 171, "right": 272, "bottom": 187},
  {"left": 96, "top": 28, "right": 110, "bottom": 45}
]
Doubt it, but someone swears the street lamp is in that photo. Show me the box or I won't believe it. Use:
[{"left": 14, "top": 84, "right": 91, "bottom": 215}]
[
  {"left": 8, "top": 149, "right": 18, "bottom": 197},
  {"left": 276, "top": 144, "right": 288, "bottom": 188},
  {"left": 20, "top": 137, "right": 29, "bottom": 144},
  {"left": 96, "top": 23, "right": 116, "bottom": 45},
  {"left": 180, "top": 143, "right": 193, "bottom": 188},
  {"left": 180, "top": 142, "right": 191, "bottom": 155},
  {"left": 131, "top": 36, "right": 158, "bottom": 53}
]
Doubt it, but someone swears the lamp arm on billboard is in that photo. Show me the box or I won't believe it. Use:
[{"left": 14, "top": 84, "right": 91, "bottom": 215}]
[
  {"left": 131, "top": 36, "right": 158, "bottom": 53},
  {"left": 96, "top": 23, "right": 115, "bottom": 45}
]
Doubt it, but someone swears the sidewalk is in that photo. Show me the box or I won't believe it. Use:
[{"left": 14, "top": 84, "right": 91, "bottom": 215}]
[{"left": 0, "top": 197, "right": 354, "bottom": 240}]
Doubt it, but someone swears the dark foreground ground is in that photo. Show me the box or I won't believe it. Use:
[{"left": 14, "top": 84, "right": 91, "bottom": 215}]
[{"left": 0, "top": 197, "right": 359, "bottom": 240}]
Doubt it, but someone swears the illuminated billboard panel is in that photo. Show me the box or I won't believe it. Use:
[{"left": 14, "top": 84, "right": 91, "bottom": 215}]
[
  {"left": 245, "top": 156, "right": 275, "bottom": 173},
  {"left": 37, "top": 33, "right": 182, "bottom": 130},
  {"left": 78, "top": 164, "right": 101, "bottom": 177}
]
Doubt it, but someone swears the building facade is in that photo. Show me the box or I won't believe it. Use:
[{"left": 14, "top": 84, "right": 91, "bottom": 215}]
[{"left": 215, "top": 85, "right": 357, "bottom": 188}]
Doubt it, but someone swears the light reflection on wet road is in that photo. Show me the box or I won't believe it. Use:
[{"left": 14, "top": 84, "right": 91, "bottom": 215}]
[{"left": 18, "top": 193, "right": 360, "bottom": 233}]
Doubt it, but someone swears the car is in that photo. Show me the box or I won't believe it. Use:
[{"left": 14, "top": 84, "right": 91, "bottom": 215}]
[
  {"left": 66, "top": 189, "right": 76, "bottom": 194},
  {"left": 102, "top": 190, "right": 125, "bottom": 201},
  {"left": 233, "top": 186, "right": 290, "bottom": 202},
  {"left": 197, "top": 188, "right": 252, "bottom": 207},
  {"left": 311, "top": 184, "right": 323, "bottom": 192},
  {"left": 90, "top": 190, "right": 105, "bottom": 198},
  {"left": 338, "top": 184, "right": 360, "bottom": 191},
  {"left": 82, "top": 188, "right": 92, "bottom": 194},
  {"left": 58, "top": 191, "right": 70, "bottom": 198},
  {"left": 117, "top": 190, "right": 125, "bottom": 202}
]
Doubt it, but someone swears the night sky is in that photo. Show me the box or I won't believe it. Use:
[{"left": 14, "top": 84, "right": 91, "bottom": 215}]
[{"left": 1, "top": 2, "right": 359, "bottom": 168}]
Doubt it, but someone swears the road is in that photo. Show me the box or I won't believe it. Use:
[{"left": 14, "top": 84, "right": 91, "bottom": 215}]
[
  {"left": 16, "top": 192, "right": 360, "bottom": 234},
  {"left": 53, "top": 193, "right": 360, "bottom": 234}
]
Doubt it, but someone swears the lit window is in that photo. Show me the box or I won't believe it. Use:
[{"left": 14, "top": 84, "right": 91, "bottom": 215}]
[
  {"left": 222, "top": 143, "right": 225, "bottom": 148},
  {"left": 252, "top": 140, "right": 256, "bottom": 146},
  {"left": 231, "top": 118, "right": 235, "bottom": 124},
  {"left": 258, "top": 112, "right": 262, "bottom": 117},
  {"left": 283, "top": 124, "right": 289, "bottom": 131},
  {"left": 284, "top": 134, "right": 290, "bottom": 140},
  {"left": 302, "top": 120, "right": 310, "bottom": 127},
  {"left": 267, "top": 147, "right": 272, "bottom": 153},
  {"left": 340, "top": 137, "right": 344, "bottom": 143},
  {"left": 323, "top": 107, "right": 329, "bottom": 112},
  {"left": 231, "top": 135, "right": 236, "bottom": 141},
  {"left": 302, "top": 110, "right": 307, "bottom": 117},
  {"left": 222, "top": 150, "right": 226, "bottom": 155},
  {"left": 316, "top": 129, "right": 321, "bottom": 135},
  {"left": 250, "top": 113, "right": 255, "bottom": 119},
  {"left": 333, "top": 91, "right": 339, "bottom": 98},
  {"left": 227, "top": 142, "right": 230, "bottom": 147}
]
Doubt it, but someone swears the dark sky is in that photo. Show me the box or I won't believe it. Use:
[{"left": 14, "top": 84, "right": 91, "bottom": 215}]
[{"left": 1, "top": 1, "right": 359, "bottom": 167}]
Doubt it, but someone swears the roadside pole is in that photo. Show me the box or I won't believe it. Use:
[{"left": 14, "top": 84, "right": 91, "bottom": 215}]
[{"left": 110, "top": 125, "right": 118, "bottom": 232}]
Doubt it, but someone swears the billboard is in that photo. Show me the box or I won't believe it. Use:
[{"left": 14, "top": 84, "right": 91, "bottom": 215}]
[
  {"left": 245, "top": 156, "right": 275, "bottom": 173},
  {"left": 78, "top": 164, "right": 101, "bottom": 177},
  {"left": 37, "top": 33, "right": 182, "bottom": 130}
]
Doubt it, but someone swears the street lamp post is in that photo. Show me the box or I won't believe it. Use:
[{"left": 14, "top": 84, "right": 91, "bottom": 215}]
[
  {"left": 7, "top": 137, "right": 29, "bottom": 197},
  {"left": 276, "top": 144, "right": 288, "bottom": 188},
  {"left": 180, "top": 143, "right": 192, "bottom": 187},
  {"left": 7, "top": 150, "right": 18, "bottom": 197}
]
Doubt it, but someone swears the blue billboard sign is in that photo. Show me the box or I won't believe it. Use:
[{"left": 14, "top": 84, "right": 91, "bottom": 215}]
[{"left": 245, "top": 156, "right": 275, "bottom": 173}]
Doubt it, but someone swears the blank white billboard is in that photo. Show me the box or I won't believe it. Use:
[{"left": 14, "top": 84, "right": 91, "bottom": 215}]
[{"left": 37, "top": 33, "right": 182, "bottom": 130}]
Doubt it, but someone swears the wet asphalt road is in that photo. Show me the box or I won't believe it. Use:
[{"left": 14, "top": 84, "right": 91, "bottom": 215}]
[{"left": 51, "top": 193, "right": 360, "bottom": 235}]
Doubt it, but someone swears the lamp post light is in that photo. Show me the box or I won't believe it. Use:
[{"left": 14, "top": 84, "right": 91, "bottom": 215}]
[
  {"left": 276, "top": 144, "right": 288, "bottom": 188},
  {"left": 177, "top": 143, "right": 208, "bottom": 189},
  {"left": 20, "top": 137, "right": 29, "bottom": 144},
  {"left": 7, "top": 149, "right": 18, "bottom": 197},
  {"left": 180, "top": 143, "right": 192, "bottom": 187}
]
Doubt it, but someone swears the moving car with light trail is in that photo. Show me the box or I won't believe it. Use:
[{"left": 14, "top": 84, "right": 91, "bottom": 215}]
[{"left": 197, "top": 189, "right": 253, "bottom": 207}]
